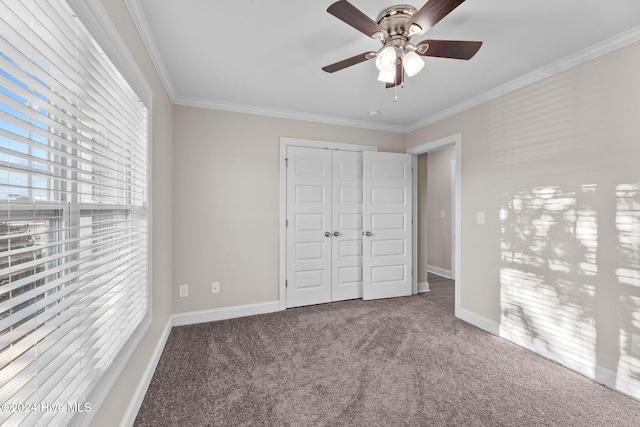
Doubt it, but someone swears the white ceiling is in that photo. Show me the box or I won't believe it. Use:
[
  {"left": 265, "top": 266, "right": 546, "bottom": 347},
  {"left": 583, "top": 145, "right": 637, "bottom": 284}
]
[{"left": 129, "top": 0, "right": 640, "bottom": 132}]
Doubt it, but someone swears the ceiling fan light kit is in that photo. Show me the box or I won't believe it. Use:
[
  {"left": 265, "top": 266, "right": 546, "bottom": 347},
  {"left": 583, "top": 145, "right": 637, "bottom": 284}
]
[{"left": 323, "top": 0, "right": 482, "bottom": 93}]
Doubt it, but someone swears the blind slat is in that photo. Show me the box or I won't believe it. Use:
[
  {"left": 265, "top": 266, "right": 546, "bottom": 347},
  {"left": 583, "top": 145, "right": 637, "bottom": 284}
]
[
  {"left": 0, "top": 106, "right": 149, "bottom": 179},
  {"left": 1, "top": 261, "right": 146, "bottom": 401},
  {"left": 0, "top": 233, "right": 146, "bottom": 303}
]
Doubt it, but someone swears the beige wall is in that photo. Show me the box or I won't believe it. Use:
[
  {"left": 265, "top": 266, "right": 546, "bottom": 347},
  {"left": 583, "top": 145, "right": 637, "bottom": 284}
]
[
  {"left": 420, "top": 147, "right": 455, "bottom": 279},
  {"left": 407, "top": 41, "right": 640, "bottom": 383},
  {"left": 172, "top": 106, "right": 405, "bottom": 314},
  {"left": 90, "top": 1, "right": 173, "bottom": 426}
]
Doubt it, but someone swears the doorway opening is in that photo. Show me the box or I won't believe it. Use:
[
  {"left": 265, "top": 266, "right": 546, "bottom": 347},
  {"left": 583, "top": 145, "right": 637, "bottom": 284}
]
[
  {"left": 418, "top": 147, "right": 455, "bottom": 312},
  {"left": 407, "top": 134, "right": 462, "bottom": 316}
]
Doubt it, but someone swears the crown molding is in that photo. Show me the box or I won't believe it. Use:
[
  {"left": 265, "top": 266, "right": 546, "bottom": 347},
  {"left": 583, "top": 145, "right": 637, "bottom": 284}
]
[
  {"left": 175, "top": 25, "right": 640, "bottom": 134},
  {"left": 124, "top": 0, "right": 177, "bottom": 101},
  {"left": 115, "top": 3, "right": 640, "bottom": 135},
  {"left": 174, "top": 96, "right": 407, "bottom": 133},
  {"left": 405, "top": 25, "right": 640, "bottom": 133}
]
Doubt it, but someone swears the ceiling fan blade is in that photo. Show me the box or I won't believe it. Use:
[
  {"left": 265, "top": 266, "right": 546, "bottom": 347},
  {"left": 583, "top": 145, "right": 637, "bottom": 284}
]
[
  {"left": 416, "top": 40, "right": 482, "bottom": 60},
  {"left": 385, "top": 63, "right": 404, "bottom": 88},
  {"left": 322, "top": 51, "right": 376, "bottom": 73},
  {"left": 407, "top": 0, "right": 466, "bottom": 35},
  {"left": 327, "top": 0, "right": 388, "bottom": 39}
]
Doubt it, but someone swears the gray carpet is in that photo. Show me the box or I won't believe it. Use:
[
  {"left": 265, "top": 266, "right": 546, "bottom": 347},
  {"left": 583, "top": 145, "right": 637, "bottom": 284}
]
[{"left": 134, "top": 297, "right": 640, "bottom": 426}]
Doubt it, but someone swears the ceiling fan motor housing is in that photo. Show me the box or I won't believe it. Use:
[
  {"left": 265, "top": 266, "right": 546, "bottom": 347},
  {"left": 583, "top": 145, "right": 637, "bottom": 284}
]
[
  {"left": 375, "top": 5, "right": 420, "bottom": 54},
  {"left": 376, "top": 5, "right": 417, "bottom": 34}
]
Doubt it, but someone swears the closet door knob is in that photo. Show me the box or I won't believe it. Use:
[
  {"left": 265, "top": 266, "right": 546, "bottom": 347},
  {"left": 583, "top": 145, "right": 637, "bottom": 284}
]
[
  {"left": 325, "top": 232, "right": 331, "bottom": 237},
  {"left": 333, "top": 231, "right": 340, "bottom": 237},
  {"left": 365, "top": 231, "right": 373, "bottom": 237}
]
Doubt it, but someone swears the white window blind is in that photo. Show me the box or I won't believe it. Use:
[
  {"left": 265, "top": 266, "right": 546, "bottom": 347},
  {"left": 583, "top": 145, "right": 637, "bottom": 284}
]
[{"left": 0, "top": 0, "right": 149, "bottom": 426}]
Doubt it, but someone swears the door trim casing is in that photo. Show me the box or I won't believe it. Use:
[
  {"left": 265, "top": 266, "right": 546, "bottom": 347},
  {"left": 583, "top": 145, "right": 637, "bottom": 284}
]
[
  {"left": 406, "top": 133, "right": 462, "bottom": 316},
  {"left": 279, "top": 137, "right": 378, "bottom": 310}
]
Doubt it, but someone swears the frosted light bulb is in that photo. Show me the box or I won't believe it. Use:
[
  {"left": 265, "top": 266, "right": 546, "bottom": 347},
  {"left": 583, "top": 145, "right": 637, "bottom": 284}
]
[
  {"left": 403, "top": 51, "right": 425, "bottom": 77},
  {"left": 375, "top": 46, "right": 396, "bottom": 71}
]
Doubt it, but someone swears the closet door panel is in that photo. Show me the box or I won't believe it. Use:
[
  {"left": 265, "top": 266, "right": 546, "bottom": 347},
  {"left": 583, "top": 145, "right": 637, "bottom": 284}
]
[
  {"left": 363, "top": 151, "right": 413, "bottom": 300},
  {"left": 331, "top": 150, "right": 364, "bottom": 301},
  {"left": 286, "top": 147, "right": 332, "bottom": 308}
]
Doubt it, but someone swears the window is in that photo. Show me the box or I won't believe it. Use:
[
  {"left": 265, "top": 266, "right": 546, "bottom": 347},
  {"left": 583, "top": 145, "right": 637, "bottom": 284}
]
[{"left": 0, "top": 0, "right": 150, "bottom": 425}]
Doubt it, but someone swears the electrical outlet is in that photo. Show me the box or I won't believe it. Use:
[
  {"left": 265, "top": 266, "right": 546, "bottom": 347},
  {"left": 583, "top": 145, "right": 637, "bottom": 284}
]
[
  {"left": 440, "top": 210, "right": 446, "bottom": 219},
  {"left": 211, "top": 282, "right": 220, "bottom": 294},
  {"left": 179, "top": 284, "right": 188, "bottom": 298},
  {"left": 632, "top": 335, "right": 640, "bottom": 357}
]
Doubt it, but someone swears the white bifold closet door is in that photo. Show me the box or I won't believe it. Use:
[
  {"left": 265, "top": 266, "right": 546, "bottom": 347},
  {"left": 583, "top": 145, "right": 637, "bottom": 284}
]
[
  {"left": 286, "top": 146, "right": 412, "bottom": 308},
  {"left": 286, "top": 147, "right": 363, "bottom": 308},
  {"left": 362, "top": 151, "right": 413, "bottom": 300}
]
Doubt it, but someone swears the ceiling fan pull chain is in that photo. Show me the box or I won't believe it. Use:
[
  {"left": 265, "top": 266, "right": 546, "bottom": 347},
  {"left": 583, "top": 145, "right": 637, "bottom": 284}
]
[{"left": 393, "top": 61, "right": 398, "bottom": 102}]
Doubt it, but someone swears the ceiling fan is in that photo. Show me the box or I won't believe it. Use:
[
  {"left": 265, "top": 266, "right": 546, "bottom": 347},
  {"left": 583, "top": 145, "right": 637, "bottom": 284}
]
[{"left": 322, "top": 0, "right": 482, "bottom": 88}]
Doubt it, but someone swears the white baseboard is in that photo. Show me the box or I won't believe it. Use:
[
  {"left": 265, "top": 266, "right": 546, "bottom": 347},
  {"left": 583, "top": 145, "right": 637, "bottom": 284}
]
[
  {"left": 613, "top": 366, "right": 640, "bottom": 400},
  {"left": 172, "top": 300, "right": 281, "bottom": 327},
  {"left": 458, "top": 308, "right": 640, "bottom": 401},
  {"left": 427, "top": 265, "right": 453, "bottom": 279},
  {"left": 458, "top": 308, "right": 500, "bottom": 335},
  {"left": 120, "top": 317, "right": 172, "bottom": 427},
  {"left": 417, "top": 282, "right": 430, "bottom": 293}
]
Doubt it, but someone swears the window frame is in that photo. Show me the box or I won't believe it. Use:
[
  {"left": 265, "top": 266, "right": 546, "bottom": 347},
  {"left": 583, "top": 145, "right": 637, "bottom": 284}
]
[
  {"left": 63, "top": 1, "right": 154, "bottom": 426},
  {"left": 0, "top": 1, "right": 153, "bottom": 426}
]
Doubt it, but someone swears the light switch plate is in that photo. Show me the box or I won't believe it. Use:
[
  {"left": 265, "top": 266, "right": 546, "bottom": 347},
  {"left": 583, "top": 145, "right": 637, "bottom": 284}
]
[
  {"left": 477, "top": 212, "right": 485, "bottom": 225},
  {"left": 211, "top": 282, "right": 220, "bottom": 294},
  {"left": 441, "top": 210, "right": 446, "bottom": 219}
]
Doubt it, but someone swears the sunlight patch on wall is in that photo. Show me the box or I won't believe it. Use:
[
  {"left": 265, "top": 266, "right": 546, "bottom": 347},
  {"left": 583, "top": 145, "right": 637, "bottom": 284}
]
[
  {"left": 499, "top": 185, "right": 598, "bottom": 376},
  {"left": 615, "top": 184, "right": 640, "bottom": 396}
]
